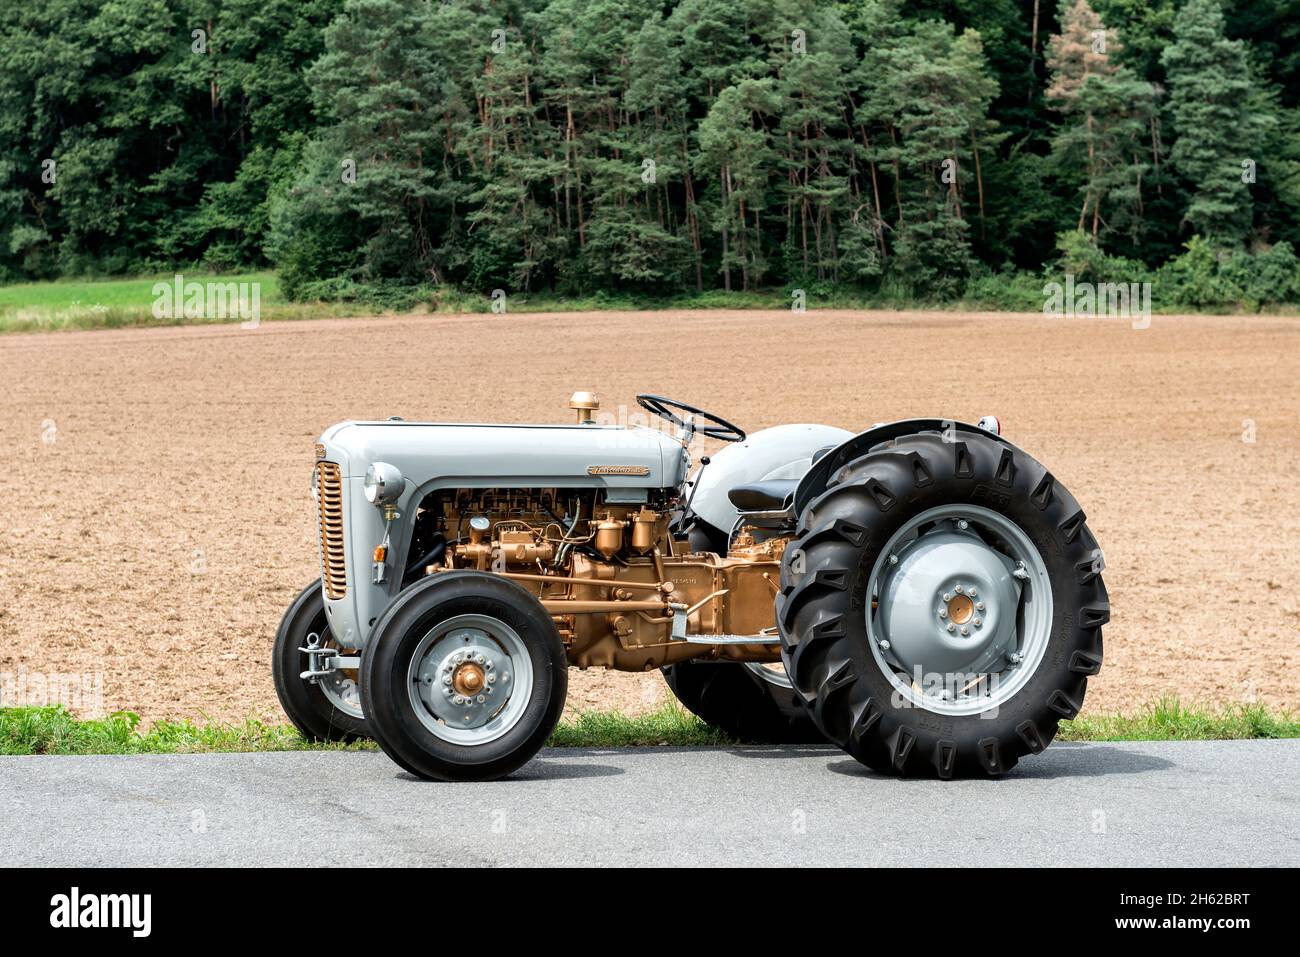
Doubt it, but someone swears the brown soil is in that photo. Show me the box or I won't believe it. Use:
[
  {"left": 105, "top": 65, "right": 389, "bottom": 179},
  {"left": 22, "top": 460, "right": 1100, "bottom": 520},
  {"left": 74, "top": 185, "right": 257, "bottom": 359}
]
[{"left": 2, "top": 309, "right": 1297, "bottom": 723}]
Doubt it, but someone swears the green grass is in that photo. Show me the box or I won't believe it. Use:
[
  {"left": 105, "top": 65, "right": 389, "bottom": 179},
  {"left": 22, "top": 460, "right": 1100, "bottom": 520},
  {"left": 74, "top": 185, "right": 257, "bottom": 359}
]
[
  {"left": 0, "top": 706, "right": 370, "bottom": 755},
  {"left": 0, "top": 702, "right": 723, "bottom": 755},
  {"left": 547, "top": 700, "right": 732, "bottom": 747},
  {"left": 0, "top": 271, "right": 391, "bottom": 333},
  {"left": 8, "top": 273, "right": 1296, "bottom": 333},
  {"left": 1057, "top": 696, "right": 1300, "bottom": 742},
  {"left": 1, "top": 697, "right": 1294, "bottom": 756}
]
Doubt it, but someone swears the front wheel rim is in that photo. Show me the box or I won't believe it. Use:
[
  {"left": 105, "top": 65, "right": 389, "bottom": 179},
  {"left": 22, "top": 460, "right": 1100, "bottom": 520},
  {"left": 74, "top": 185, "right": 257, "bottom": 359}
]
[
  {"left": 406, "top": 613, "right": 534, "bottom": 745},
  {"left": 866, "top": 504, "right": 1053, "bottom": 716}
]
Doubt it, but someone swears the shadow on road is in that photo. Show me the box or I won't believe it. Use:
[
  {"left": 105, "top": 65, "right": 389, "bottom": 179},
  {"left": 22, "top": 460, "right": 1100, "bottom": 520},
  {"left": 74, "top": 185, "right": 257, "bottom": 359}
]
[
  {"left": 824, "top": 744, "right": 1176, "bottom": 781},
  {"left": 392, "top": 759, "right": 626, "bottom": 784}
]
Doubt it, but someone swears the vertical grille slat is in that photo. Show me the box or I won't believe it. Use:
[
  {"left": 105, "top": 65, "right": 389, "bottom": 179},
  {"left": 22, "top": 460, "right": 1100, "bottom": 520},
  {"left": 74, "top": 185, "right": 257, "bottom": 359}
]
[{"left": 316, "top": 461, "right": 347, "bottom": 600}]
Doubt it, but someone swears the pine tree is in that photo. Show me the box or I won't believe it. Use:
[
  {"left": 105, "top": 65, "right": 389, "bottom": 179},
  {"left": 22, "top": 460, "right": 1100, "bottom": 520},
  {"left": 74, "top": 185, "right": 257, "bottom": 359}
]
[
  {"left": 1046, "top": 0, "right": 1157, "bottom": 246},
  {"left": 1162, "top": 0, "right": 1263, "bottom": 245}
]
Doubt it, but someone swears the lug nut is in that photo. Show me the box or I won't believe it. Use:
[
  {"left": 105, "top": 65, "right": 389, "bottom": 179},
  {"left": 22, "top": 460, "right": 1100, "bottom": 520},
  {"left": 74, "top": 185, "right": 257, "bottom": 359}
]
[
  {"left": 442, "top": 674, "right": 451, "bottom": 685},
  {"left": 477, "top": 695, "right": 486, "bottom": 703},
  {"left": 946, "top": 624, "right": 956, "bottom": 633},
  {"left": 943, "top": 592, "right": 952, "bottom": 602},
  {"left": 974, "top": 618, "right": 983, "bottom": 628},
  {"left": 976, "top": 602, "right": 985, "bottom": 611},
  {"left": 960, "top": 626, "right": 970, "bottom": 636},
  {"left": 968, "top": 587, "right": 977, "bottom": 597},
  {"left": 889, "top": 554, "right": 899, "bottom": 565},
  {"left": 1008, "top": 652, "right": 1023, "bottom": 664},
  {"left": 939, "top": 608, "right": 948, "bottom": 619},
  {"left": 955, "top": 584, "right": 964, "bottom": 594},
  {"left": 879, "top": 639, "right": 891, "bottom": 651},
  {"left": 487, "top": 674, "right": 496, "bottom": 684},
  {"left": 957, "top": 519, "right": 969, "bottom": 530}
]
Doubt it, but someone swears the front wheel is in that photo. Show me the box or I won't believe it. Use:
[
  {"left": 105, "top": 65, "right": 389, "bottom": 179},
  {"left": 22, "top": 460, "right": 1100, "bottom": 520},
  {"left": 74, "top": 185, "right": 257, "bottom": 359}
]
[
  {"left": 272, "top": 580, "right": 370, "bottom": 742},
  {"left": 360, "top": 572, "right": 568, "bottom": 781},
  {"left": 777, "top": 428, "right": 1109, "bottom": 778}
]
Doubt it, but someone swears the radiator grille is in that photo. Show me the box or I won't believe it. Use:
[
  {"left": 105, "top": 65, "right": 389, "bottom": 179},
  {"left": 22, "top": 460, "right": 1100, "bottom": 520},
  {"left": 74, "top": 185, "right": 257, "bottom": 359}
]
[{"left": 316, "top": 461, "right": 347, "bottom": 600}]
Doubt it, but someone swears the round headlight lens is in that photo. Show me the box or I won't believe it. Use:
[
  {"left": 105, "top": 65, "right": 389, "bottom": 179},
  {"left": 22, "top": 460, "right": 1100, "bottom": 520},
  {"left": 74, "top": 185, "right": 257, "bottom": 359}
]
[{"left": 364, "top": 462, "right": 404, "bottom": 505}]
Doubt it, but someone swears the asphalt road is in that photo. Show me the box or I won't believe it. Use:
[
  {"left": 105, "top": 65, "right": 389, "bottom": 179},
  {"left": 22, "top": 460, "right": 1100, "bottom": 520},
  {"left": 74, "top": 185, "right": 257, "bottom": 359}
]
[{"left": 1, "top": 741, "right": 1295, "bottom": 866}]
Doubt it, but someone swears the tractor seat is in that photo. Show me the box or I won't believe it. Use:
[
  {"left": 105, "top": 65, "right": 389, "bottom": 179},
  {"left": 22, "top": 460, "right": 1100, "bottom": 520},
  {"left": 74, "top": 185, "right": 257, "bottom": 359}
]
[{"left": 728, "top": 480, "right": 799, "bottom": 512}]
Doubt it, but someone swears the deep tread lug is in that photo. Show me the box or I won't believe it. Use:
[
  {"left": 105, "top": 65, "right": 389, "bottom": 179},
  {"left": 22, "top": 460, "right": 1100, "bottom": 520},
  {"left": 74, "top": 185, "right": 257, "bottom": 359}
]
[
  {"left": 814, "top": 660, "right": 857, "bottom": 728},
  {"left": 890, "top": 727, "right": 917, "bottom": 771},
  {"left": 1075, "top": 556, "right": 1102, "bottom": 586},
  {"left": 1046, "top": 688, "right": 1082, "bottom": 718},
  {"left": 813, "top": 568, "right": 849, "bottom": 591},
  {"left": 850, "top": 697, "right": 882, "bottom": 740},
  {"left": 953, "top": 442, "right": 974, "bottom": 477},
  {"left": 909, "top": 453, "right": 934, "bottom": 487},
  {"left": 933, "top": 740, "right": 957, "bottom": 779},
  {"left": 1080, "top": 602, "right": 1111, "bottom": 628},
  {"left": 994, "top": 447, "right": 1016, "bottom": 486},
  {"left": 1030, "top": 472, "right": 1055, "bottom": 510},
  {"left": 1015, "top": 720, "right": 1046, "bottom": 753},
  {"left": 1058, "top": 508, "right": 1086, "bottom": 544},
  {"left": 865, "top": 479, "right": 896, "bottom": 511},
  {"left": 830, "top": 519, "right": 870, "bottom": 547},
  {"left": 977, "top": 737, "right": 1003, "bottom": 774},
  {"left": 1069, "top": 650, "right": 1103, "bottom": 675},
  {"left": 811, "top": 614, "right": 846, "bottom": 640}
]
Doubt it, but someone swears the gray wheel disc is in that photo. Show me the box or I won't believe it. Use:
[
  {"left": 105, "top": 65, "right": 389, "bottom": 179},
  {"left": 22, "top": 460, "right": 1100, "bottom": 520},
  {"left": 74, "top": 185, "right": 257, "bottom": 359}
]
[
  {"left": 406, "top": 613, "right": 535, "bottom": 745},
  {"left": 866, "top": 504, "right": 1053, "bottom": 716}
]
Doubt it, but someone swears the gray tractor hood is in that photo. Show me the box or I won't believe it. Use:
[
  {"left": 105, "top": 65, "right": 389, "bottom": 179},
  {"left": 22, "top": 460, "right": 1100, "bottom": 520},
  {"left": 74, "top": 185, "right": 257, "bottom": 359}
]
[{"left": 319, "top": 419, "right": 686, "bottom": 491}]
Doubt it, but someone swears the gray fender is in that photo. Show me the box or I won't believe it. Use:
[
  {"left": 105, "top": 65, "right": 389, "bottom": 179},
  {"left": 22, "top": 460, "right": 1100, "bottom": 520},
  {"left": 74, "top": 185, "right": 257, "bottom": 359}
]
[
  {"left": 791, "top": 418, "right": 1021, "bottom": 515},
  {"left": 688, "top": 424, "right": 855, "bottom": 534}
]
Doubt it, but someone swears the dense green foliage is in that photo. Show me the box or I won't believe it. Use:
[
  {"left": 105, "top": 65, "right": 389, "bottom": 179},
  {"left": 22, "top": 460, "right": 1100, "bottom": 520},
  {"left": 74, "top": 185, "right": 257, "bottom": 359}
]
[{"left": 2, "top": 0, "right": 1298, "bottom": 306}]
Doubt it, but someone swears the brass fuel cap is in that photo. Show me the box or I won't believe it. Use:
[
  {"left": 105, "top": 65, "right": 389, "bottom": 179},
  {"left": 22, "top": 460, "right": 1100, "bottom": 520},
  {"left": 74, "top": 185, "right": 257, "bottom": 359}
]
[{"left": 569, "top": 391, "right": 600, "bottom": 424}]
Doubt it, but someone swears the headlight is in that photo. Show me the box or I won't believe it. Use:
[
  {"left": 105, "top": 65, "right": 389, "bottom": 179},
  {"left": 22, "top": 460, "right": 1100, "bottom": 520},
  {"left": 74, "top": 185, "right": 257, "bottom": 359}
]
[{"left": 364, "top": 462, "right": 404, "bottom": 505}]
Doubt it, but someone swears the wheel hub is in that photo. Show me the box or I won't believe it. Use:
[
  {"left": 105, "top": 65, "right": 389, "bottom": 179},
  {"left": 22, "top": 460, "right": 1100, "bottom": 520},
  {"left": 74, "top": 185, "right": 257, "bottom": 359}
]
[
  {"left": 415, "top": 629, "right": 511, "bottom": 730},
  {"left": 867, "top": 505, "right": 1053, "bottom": 716},
  {"left": 452, "top": 661, "right": 486, "bottom": 697},
  {"left": 945, "top": 592, "right": 975, "bottom": 625}
]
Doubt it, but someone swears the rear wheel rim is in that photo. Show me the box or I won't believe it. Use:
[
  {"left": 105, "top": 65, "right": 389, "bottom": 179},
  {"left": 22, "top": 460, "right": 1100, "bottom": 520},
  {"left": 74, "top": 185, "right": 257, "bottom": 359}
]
[
  {"left": 406, "top": 613, "right": 534, "bottom": 745},
  {"left": 866, "top": 504, "right": 1053, "bottom": 716},
  {"left": 744, "top": 661, "right": 794, "bottom": 690}
]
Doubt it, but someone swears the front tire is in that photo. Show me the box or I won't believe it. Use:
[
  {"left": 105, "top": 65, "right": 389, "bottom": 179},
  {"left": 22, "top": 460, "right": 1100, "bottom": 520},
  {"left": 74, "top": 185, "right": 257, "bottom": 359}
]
[
  {"left": 360, "top": 572, "right": 568, "bottom": 781},
  {"left": 272, "top": 580, "right": 370, "bottom": 742},
  {"left": 777, "top": 428, "right": 1109, "bottom": 778}
]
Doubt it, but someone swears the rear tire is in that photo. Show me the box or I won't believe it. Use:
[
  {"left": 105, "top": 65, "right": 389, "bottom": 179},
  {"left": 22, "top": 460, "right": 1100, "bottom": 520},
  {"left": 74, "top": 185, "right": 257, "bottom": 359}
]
[
  {"left": 272, "top": 581, "right": 370, "bottom": 743},
  {"left": 661, "top": 661, "right": 825, "bottom": 744},
  {"left": 361, "top": 572, "right": 567, "bottom": 781},
  {"left": 777, "top": 427, "right": 1108, "bottom": 778}
]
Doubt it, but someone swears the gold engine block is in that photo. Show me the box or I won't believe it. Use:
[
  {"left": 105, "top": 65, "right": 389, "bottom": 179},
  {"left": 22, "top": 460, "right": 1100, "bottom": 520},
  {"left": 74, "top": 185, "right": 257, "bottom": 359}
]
[{"left": 424, "top": 489, "right": 786, "bottom": 671}]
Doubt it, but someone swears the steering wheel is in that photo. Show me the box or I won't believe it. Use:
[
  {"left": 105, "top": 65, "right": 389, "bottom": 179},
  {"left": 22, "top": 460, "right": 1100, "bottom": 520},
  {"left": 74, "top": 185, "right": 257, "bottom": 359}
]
[{"left": 635, "top": 394, "right": 746, "bottom": 443}]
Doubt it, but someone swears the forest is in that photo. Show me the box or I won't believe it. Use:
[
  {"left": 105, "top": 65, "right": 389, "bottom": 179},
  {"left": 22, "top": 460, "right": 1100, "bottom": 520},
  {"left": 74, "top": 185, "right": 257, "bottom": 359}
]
[{"left": 2, "top": 0, "right": 1298, "bottom": 309}]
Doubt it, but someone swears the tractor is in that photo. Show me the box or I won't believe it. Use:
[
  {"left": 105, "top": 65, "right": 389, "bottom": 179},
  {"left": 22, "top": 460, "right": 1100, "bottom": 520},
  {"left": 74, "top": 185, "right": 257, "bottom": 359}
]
[{"left": 273, "top": 393, "right": 1108, "bottom": 780}]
